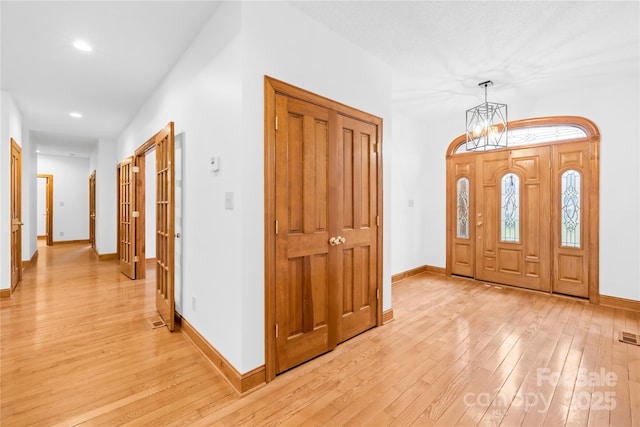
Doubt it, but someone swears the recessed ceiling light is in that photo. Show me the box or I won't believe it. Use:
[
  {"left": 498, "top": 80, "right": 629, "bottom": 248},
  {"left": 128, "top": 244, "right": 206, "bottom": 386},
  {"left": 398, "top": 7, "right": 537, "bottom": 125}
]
[
  {"left": 73, "top": 40, "right": 92, "bottom": 52},
  {"left": 70, "top": 112, "right": 83, "bottom": 118}
]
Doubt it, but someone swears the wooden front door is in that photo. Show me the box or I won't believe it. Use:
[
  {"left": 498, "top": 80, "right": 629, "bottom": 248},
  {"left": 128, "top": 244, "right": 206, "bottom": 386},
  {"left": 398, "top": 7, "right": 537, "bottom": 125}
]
[
  {"left": 446, "top": 117, "right": 600, "bottom": 300},
  {"left": 10, "top": 139, "right": 22, "bottom": 292},
  {"left": 153, "top": 124, "right": 175, "bottom": 331},
  {"left": 475, "top": 147, "right": 551, "bottom": 291},
  {"left": 270, "top": 85, "right": 381, "bottom": 375},
  {"left": 334, "top": 115, "right": 379, "bottom": 343},
  {"left": 89, "top": 170, "right": 96, "bottom": 249},
  {"left": 117, "top": 157, "right": 136, "bottom": 279}
]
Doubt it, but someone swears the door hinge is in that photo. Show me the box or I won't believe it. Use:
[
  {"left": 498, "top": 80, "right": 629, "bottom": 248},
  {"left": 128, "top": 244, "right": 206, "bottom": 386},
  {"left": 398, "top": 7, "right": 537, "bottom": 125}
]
[
  {"left": 133, "top": 256, "right": 139, "bottom": 262},
  {"left": 275, "top": 323, "right": 279, "bottom": 338},
  {"left": 376, "top": 215, "right": 380, "bottom": 226},
  {"left": 132, "top": 211, "right": 140, "bottom": 218},
  {"left": 132, "top": 166, "right": 140, "bottom": 173},
  {"left": 376, "top": 289, "right": 380, "bottom": 300},
  {"left": 275, "top": 220, "right": 279, "bottom": 235},
  {"left": 275, "top": 116, "right": 278, "bottom": 131}
]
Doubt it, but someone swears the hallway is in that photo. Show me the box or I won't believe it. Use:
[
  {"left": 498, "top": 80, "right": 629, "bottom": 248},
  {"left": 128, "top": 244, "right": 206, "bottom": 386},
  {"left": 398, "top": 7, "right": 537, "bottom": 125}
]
[{"left": 1, "top": 242, "right": 639, "bottom": 426}]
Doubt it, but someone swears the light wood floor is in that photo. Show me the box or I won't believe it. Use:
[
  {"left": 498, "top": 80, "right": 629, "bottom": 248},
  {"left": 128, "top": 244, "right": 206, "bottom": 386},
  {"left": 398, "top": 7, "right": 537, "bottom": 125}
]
[{"left": 2, "top": 242, "right": 639, "bottom": 426}]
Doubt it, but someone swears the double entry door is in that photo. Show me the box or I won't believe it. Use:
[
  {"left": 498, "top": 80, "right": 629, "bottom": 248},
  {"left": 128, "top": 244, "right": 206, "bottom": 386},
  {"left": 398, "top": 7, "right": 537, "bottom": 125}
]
[
  {"left": 273, "top": 92, "right": 381, "bottom": 374},
  {"left": 449, "top": 141, "right": 592, "bottom": 298}
]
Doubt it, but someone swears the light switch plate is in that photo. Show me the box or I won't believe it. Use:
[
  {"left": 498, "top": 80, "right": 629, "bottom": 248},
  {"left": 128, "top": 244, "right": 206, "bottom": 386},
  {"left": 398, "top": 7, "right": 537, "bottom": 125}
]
[{"left": 225, "top": 192, "right": 233, "bottom": 210}]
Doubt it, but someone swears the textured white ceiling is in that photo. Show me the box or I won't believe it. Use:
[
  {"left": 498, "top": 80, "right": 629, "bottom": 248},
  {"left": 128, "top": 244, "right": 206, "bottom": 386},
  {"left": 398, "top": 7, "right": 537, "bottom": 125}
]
[
  {"left": 291, "top": 1, "right": 639, "bottom": 119},
  {"left": 1, "top": 1, "right": 638, "bottom": 157},
  {"left": 1, "top": 1, "right": 221, "bottom": 156}
]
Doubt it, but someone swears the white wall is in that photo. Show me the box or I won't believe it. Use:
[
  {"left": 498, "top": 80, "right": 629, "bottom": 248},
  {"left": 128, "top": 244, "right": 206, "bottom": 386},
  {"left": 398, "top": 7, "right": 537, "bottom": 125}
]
[
  {"left": 117, "top": 1, "right": 393, "bottom": 374},
  {"left": 94, "top": 139, "right": 117, "bottom": 255},
  {"left": 21, "top": 131, "right": 38, "bottom": 262},
  {"left": 240, "top": 1, "right": 393, "bottom": 372},
  {"left": 1, "top": 91, "right": 23, "bottom": 290},
  {"left": 118, "top": 1, "right": 245, "bottom": 368},
  {"left": 37, "top": 177, "right": 46, "bottom": 236},
  {"left": 390, "top": 113, "right": 445, "bottom": 274},
  {"left": 397, "top": 72, "right": 640, "bottom": 301},
  {"left": 37, "top": 155, "right": 90, "bottom": 242},
  {"left": 145, "top": 150, "right": 156, "bottom": 259}
]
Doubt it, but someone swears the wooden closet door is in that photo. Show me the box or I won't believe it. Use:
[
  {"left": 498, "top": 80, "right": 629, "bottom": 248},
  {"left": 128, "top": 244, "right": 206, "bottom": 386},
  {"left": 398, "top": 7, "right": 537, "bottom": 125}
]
[
  {"left": 334, "top": 115, "right": 379, "bottom": 343},
  {"left": 274, "top": 95, "right": 335, "bottom": 373},
  {"left": 475, "top": 147, "right": 551, "bottom": 291}
]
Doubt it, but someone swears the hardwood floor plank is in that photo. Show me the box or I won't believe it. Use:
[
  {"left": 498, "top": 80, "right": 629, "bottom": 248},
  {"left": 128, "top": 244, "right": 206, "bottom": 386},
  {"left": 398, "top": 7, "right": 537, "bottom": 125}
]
[{"left": 2, "top": 243, "right": 639, "bottom": 426}]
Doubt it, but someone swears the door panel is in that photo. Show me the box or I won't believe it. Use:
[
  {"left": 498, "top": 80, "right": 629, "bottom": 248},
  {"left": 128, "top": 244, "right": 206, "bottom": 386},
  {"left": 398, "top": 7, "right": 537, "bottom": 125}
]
[
  {"left": 89, "top": 171, "right": 96, "bottom": 249},
  {"left": 117, "top": 157, "right": 136, "bottom": 279},
  {"left": 36, "top": 174, "right": 53, "bottom": 245},
  {"left": 335, "top": 115, "right": 378, "bottom": 343},
  {"left": 154, "top": 124, "right": 175, "bottom": 331},
  {"left": 553, "top": 142, "right": 589, "bottom": 297},
  {"left": 475, "top": 147, "right": 551, "bottom": 291},
  {"left": 10, "top": 139, "right": 22, "bottom": 292},
  {"left": 448, "top": 158, "right": 474, "bottom": 277},
  {"left": 275, "top": 95, "right": 333, "bottom": 373}
]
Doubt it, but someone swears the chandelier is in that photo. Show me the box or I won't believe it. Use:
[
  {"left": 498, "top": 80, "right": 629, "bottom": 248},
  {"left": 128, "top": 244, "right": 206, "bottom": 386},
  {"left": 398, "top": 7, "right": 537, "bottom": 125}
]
[{"left": 466, "top": 80, "right": 508, "bottom": 151}]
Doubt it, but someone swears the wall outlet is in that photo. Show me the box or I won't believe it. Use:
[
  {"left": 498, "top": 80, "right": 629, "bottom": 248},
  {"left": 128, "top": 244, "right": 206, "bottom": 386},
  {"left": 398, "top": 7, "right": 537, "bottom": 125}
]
[{"left": 59, "top": 231, "right": 64, "bottom": 236}]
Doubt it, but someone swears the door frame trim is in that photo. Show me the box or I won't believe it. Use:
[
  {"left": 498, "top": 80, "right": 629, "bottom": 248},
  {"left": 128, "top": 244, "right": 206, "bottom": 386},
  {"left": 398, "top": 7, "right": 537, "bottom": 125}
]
[
  {"left": 10, "top": 138, "right": 23, "bottom": 292},
  {"left": 264, "top": 76, "right": 384, "bottom": 382},
  {"left": 445, "top": 116, "right": 600, "bottom": 303},
  {"left": 37, "top": 174, "right": 54, "bottom": 246}
]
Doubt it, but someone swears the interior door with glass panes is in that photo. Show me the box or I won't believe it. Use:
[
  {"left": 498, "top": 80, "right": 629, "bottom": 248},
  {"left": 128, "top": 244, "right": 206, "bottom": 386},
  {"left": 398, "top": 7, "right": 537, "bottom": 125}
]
[{"left": 475, "top": 147, "right": 551, "bottom": 292}]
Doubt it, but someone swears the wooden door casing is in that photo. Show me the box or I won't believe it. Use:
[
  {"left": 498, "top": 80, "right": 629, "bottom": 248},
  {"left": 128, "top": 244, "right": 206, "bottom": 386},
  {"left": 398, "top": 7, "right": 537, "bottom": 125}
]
[
  {"left": 117, "top": 157, "right": 136, "bottom": 279},
  {"left": 89, "top": 170, "right": 96, "bottom": 249},
  {"left": 10, "top": 139, "right": 22, "bottom": 292},
  {"left": 37, "top": 174, "right": 54, "bottom": 246},
  {"left": 266, "top": 77, "right": 383, "bottom": 380}
]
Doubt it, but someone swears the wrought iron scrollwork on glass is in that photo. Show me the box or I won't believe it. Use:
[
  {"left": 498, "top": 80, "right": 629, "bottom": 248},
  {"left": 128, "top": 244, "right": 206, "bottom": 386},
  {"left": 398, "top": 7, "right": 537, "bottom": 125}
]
[
  {"left": 501, "top": 173, "right": 520, "bottom": 242},
  {"left": 561, "top": 170, "right": 581, "bottom": 248},
  {"left": 457, "top": 177, "right": 469, "bottom": 238}
]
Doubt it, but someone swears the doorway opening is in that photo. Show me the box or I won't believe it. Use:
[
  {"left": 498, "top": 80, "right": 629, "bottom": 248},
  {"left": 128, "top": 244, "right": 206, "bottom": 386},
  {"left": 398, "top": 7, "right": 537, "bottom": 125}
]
[{"left": 37, "top": 174, "right": 54, "bottom": 246}]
